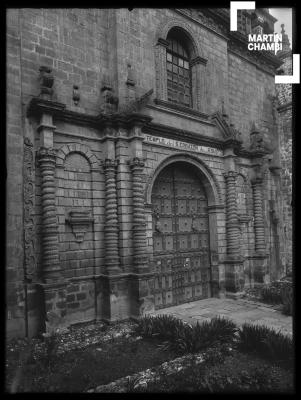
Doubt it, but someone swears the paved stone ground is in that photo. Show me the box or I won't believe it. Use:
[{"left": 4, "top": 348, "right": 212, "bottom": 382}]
[{"left": 152, "top": 298, "right": 293, "bottom": 337}]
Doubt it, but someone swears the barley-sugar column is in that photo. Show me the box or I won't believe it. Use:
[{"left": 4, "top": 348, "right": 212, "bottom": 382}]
[
  {"left": 223, "top": 144, "right": 244, "bottom": 293},
  {"left": 128, "top": 115, "right": 154, "bottom": 317},
  {"left": 30, "top": 66, "right": 68, "bottom": 331},
  {"left": 129, "top": 157, "right": 148, "bottom": 271},
  {"left": 102, "top": 158, "right": 121, "bottom": 274},
  {"left": 37, "top": 146, "right": 61, "bottom": 281},
  {"left": 250, "top": 159, "right": 268, "bottom": 284}
]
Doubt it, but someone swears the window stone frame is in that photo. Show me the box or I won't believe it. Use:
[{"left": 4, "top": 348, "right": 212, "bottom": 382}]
[{"left": 155, "top": 19, "right": 208, "bottom": 114}]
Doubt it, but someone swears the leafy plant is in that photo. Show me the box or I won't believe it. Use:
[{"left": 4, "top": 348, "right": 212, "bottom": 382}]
[
  {"left": 135, "top": 315, "right": 237, "bottom": 354},
  {"left": 280, "top": 285, "right": 293, "bottom": 316},
  {"left": 42, "top": 328, "right": 65, "bottom": 366},
  {"left": 238, "top": 323, "right": 293, "bottom": 367}
]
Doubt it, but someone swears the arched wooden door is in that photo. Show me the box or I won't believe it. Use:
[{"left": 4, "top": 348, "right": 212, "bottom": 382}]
[{"left": 151, "top": 162, "right": 212, "bottom": 309}]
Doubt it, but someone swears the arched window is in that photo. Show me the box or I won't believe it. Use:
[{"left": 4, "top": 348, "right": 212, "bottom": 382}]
[{"left": 166, "top": 32, "right": 192, "bottom": 107}]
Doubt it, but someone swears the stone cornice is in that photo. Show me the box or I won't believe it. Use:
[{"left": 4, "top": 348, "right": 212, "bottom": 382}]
[
  {"left": 236, "top": 147, "right": 270, "bottom": 158},
  {"left": 153, "top": 99, "right": 210, "bottom": 122},
  {"left": 27, "top": 97, "right": 153, "bottom": 129},
  {"left": 142, "top": 122, "right": 225, "bottom": 150}
]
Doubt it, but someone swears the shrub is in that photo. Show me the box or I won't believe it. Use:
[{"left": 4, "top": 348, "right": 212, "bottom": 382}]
[
  {"left": 238, "top": 323, "right": 293, "bottom": 367},
  {"left": 260, "top": 284, "right": 282, "bottom": 304},
  {"left": 280, "top": 285, "right": 293, "bottom": 316},
  {"left": 135, "top": 315, "right": 237, "bottom": 354}
]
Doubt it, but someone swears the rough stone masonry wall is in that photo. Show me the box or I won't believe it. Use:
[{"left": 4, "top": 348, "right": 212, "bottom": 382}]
[
  {"left": 7, "top": 9, "right": 26, "bottom": 338},
  {"left": 228, "top": 52, "right": 276, "bottom": 148}
]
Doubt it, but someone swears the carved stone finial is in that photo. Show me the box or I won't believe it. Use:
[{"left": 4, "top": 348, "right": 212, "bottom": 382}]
[
  {"left": 221, "top": 99, "right": 228, "bottom": 119},
  {"left": 126, "top": 63, "right": 135, "bottom": 86},
  {"left": 101, "top": 87, "right": 119, "bottom": 114},
  {"left": 277, "top": 23, "right": 291, "bottom": 55},
  {"left": 72, "top": 85, "right": 80, "bottom": 105},
  {"left": 39, "top": 66, "right": 54, "bottom": 98}
]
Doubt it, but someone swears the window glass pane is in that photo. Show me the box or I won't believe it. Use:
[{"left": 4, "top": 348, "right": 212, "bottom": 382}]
[
  {"left": 172, "top": 40, "right": 177, "bottom": 53},
  {"left": 166, "top": 35, "right": 191, "bottom": 107}
]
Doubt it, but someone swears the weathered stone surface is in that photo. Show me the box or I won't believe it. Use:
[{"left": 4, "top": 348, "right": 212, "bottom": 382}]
[{"left": 6, "top": 8, "right": 290, "bottom": 338}]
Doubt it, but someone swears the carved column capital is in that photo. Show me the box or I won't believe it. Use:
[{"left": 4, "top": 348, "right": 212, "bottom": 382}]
[
  {"left": 37, "top": 147, "right": 57, "bottom": 163},
  {"left": 101, "top": 158, "right": 119, "bottom": 170},
  {"left": 223, "top": 170, "right": 238, "bottom": 180},
  {"left": 129, "top": 157, "right": 145, "bottom": 170}
]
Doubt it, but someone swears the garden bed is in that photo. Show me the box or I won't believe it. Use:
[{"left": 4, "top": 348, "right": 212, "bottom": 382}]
[
  {"left": 130, "top": 350, "right": 293, "bottom": 393},
  {"left": 6, "top": 321, "right": 178, "bottom": 393},
  {"left": 6, "top": 315, "right": 294, "bottom": 393}
]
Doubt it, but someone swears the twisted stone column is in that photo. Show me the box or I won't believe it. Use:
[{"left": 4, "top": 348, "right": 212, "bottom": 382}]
[
  {"left": 224, "top": 171, "right": 240, "bottom": 257},
  {"left": 252, "top": 178, "right": 266, "bottom": 253},
  {"left": 102, "top": 158, "right": 120, "bottom": 274},
  {"left": 130, "top": 157, "right": 148, "bottom": 271},
  {"left": 37, "top": 147, "right": 60, "bottom": 281}
]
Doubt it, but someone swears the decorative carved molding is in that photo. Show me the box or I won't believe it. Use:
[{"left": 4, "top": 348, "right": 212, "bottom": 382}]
[
  {"left": 23, "top": 138, "right": 36, "bottom": 281},
  {"left": 119, "top": 89, "right": 154, "bottom": 115},
  {"left": 27, "top": 97, "right": 152, "bottom": 131},
  {"left": 65, "top": 210, "right": 94, "bottom": 243},
  {"left": 211, "top": 111, "right": 242, "bottom": 142}
]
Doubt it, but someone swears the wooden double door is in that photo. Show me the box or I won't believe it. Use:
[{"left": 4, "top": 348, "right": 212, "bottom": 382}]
[{"left": 151, "top": 163, "right": 212, "bottom": 309}]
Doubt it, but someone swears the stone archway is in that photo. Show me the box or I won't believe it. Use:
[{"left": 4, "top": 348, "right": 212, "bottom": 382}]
[{"left": 148, "top": 158, "right": 221, "bottom": 309}]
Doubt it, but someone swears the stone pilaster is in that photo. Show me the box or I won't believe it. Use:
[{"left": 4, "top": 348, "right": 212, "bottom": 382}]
[
  {"left": 102, "top": 158, "right": 121, "bottom": 274},
  {"left": 129, "top": 157, "right": 148, "bottom": 271},
  {"left": 37, "top": 147, "right": 61, "bottom": 282},
  {"left": 223, "top": 171, "right": 240, "bottom": 257}
]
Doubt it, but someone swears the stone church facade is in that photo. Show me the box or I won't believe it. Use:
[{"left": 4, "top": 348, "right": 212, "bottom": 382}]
[{"left": 6, "top": 8, "right": 291, "bottom": 338}]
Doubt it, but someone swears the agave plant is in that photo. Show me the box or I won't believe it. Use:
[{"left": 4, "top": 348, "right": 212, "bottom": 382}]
[{"left": 238, "top": 323, "right": 293, "bottom": 366}]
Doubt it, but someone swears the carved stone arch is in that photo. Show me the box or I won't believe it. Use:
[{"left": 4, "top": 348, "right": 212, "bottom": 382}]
[
  {"left": 156, "top": 17, "right": 206, "bottom": 60},
  {"left": 145, "top": 153, "right": 222, "bottom": 207},
  {"left": 56, "top": 143, "right": 99, "bottom": 170},
  {"left": 155, "top": 17, "right": 208, "bottom": 112}
]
